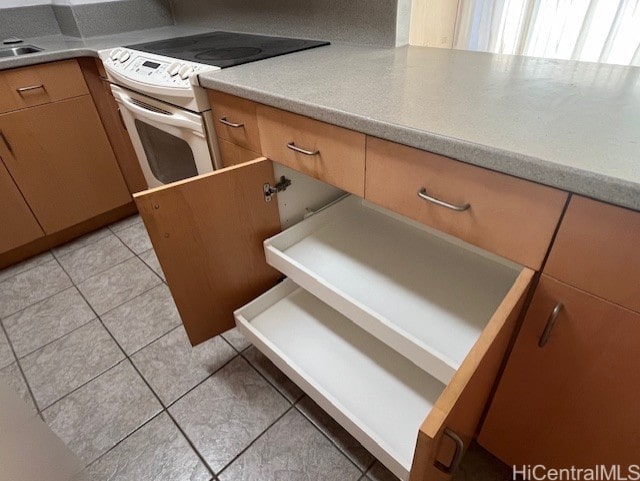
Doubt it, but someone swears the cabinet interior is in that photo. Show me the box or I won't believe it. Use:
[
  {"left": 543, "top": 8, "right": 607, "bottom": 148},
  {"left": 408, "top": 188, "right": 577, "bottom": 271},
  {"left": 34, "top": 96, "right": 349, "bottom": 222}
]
[
  {"left": 235, "top": 194, "right": 526, "bottom": 480},
  {"left": 264, "top": 196, "right": 522, "bottom": 383}
]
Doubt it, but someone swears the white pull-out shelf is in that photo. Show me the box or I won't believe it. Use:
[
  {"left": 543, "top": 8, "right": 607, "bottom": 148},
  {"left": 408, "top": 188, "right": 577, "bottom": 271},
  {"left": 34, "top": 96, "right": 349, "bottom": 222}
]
[
  {"left": 235, "top": 279, "right": 446, "bottom": 480},
  {"left": 263, "top": 195, "right": 522, "bottom": 384}
]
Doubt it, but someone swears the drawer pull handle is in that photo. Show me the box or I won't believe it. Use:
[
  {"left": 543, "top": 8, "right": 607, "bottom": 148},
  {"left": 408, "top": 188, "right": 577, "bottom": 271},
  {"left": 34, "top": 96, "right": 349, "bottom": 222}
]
[
  {"left": 0, "top": 130, "right": 14, "bottom": 155},
  {"left": 538, "top": 303, "right": 563, "bottom": 347},
  {"left": 16, "top": 84, "right": 46, "bottom": 94},
  {"left": 417, "top": 187, "right": 471, "bottom": 212},
  {"left": 219, "top": 117, "right": 244, "bottom": 128},
  {"left": 287, "top": 142, "right": 319, "bottom": 156},
  {"left": 434, "top": 428, "right": 464, "bottom": 475}
]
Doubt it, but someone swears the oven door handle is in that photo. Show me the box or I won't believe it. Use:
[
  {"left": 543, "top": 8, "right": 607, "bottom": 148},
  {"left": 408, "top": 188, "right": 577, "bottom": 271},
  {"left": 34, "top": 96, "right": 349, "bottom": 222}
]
[{"left": 115, "top": 93, "right": 205, "bottom": 134}]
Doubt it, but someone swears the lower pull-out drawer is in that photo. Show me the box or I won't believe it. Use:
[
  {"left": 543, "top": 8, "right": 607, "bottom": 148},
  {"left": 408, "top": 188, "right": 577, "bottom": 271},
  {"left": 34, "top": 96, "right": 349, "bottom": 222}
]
[
  {"left": 236, "top": 279, "right": 445, "bottom": 479},
  {"left": 235, "top": 196, "right": 534, "bottom": 480}
]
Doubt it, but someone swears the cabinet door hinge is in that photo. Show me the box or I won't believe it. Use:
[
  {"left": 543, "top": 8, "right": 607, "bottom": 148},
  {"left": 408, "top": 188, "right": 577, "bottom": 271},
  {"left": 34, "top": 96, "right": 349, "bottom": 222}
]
[{"left": 263, "top": 176, "right": 292, "bottom": 202}]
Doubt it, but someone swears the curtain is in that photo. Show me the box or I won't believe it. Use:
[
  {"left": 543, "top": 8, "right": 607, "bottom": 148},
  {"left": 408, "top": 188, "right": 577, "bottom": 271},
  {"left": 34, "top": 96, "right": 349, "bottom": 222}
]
[{"left": 453, "top": 0, "right": 640, "bottom": 66}]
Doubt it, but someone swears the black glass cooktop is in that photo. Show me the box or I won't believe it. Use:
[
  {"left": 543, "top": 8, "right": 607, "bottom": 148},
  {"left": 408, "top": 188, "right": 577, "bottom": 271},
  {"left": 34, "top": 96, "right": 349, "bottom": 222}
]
[{"left": 126, "top": 31, "right": 330, "bottom": 68}]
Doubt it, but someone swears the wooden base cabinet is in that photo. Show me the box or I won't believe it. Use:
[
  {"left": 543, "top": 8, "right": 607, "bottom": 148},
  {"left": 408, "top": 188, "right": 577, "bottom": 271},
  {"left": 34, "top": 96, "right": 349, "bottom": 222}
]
[
  {"left": 135, "top": 157, "right": 535, "bottom": 480},
  {"left": 0, "top": 95, "right": 131, "bottom": 234},
  {"left": 478, "top": 275, "right": 640, "bottom": 467},
  {"left": 0, "top": 160, "right": 44, "bottom": 254}
]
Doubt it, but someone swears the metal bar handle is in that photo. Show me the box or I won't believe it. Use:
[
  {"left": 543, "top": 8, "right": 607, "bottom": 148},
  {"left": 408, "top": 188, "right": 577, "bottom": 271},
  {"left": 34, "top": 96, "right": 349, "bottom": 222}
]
[
  {"left": 0, "top": 130, "right": 14, "bottom": 155},
  {"left": 287, "top": 142, "right": 320, "bottom": 156},
  {"left": 219, "top": 117, "right": 244, "bottom": 128},
  {"left": 538, "top": 303, "right": 563, "bottom": 347},
  {"left": 16, "top": 84, "right": 45, "bottom": 93},
  {"left": 417, "top": 187, "right": 470, "bottom": 212},
  {"left": 434, "top": 428, "right": 465, "bottom": 475}
]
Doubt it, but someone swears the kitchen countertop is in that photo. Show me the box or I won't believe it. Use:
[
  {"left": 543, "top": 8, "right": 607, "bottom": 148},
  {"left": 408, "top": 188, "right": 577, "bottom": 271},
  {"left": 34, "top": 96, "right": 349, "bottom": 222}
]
[
  {"left": 198, "top": 44, "right": 640, "bottom": 212},
  {"left": 2, "top": 34, "right": 638, "bottom": 211}
]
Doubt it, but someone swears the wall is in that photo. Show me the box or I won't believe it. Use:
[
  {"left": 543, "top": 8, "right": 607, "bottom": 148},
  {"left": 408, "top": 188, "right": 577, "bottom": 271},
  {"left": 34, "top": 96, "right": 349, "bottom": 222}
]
[
  {"left": 169, "top": 0, "right": 410, "bottom": 47},
  {"left": 52, "top": 0, "right": 173, "bottom": 37},
  {"left": 1, "top": 0, "right": 409, "bottom": 47},
  {"left": 410, "top": 0, "right": 459, "bottom": 48}
]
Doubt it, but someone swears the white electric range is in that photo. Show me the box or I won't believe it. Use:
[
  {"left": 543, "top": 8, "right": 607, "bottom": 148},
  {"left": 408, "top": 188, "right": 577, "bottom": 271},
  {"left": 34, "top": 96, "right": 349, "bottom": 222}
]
[{"left": 99, "top": 32, "right": 329, "bottom": 188}]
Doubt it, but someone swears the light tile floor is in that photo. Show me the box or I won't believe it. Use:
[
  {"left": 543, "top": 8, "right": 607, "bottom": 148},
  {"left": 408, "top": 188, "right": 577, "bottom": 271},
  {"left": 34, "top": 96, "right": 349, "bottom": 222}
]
[{"left": 0, "top": 214, "right": 511, "bottom": 481}]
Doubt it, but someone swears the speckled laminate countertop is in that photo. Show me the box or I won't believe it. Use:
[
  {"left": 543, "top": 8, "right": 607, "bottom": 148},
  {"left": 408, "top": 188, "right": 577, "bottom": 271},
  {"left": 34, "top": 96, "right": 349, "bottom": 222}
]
[
  {"left": 198, "top": 44, "right": 640, "bottom": 212},
  {"left": 2, "top": 34, "right": 638, "bottom": 211}
]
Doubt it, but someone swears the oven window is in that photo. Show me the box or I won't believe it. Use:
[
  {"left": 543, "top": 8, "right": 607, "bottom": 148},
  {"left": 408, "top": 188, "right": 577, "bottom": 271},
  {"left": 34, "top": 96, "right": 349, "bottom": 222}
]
[{"left": 134, "top": 120, "right": 199, "bottom": 184}]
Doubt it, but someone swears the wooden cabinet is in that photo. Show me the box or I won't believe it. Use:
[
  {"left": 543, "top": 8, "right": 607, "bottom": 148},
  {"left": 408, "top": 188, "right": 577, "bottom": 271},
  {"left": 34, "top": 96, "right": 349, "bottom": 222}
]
[
  {"left": 0, "top": 95, "right": 131, "bottom": 234},
  {"left": 479, "top": 195, "right": 640, "bottom": 467},
  {"left": 135, "top": 152, "right": 535, "bottom": 480},
  {"left": 365, "top": 137, "right": 568, "bottom": 270},
  {"left": 0, "top": 60, "right": 88, "bottom": 114},
  {"left": 545, "top": 196, "right": 640, "bottom": 314},
  {"left": 217, "top": 138, "right": 262, "bottom": 168},
  {"left": 0, "top": 159, "right": 44, "bottom": 254},
  {"left": 209, "top": 90, "right": 262, "bottom": 153},
  {"left": 478, "top": 275, "right": 640, "bottom": 467},
  {"left": 79, "top": 58, "right": 148, "bottom": 194},
  {"left": 257, "top": 105, "right": 366, "bottom": 196}
]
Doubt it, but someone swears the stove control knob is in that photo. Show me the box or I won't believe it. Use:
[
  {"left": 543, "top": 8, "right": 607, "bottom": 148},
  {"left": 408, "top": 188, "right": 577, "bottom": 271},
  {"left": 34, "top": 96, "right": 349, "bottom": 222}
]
[
  {"left": 110, "top": 48, "right": 122, "bottom": 61},
  {"left": 119, "top": 50, "right": 131, "bottom": 63},
  {"left": 168, "top": 62, "right": 181, "bottom": 77},
  {"left": 179, "top": 65, "right": 193, "bottom": 80}
]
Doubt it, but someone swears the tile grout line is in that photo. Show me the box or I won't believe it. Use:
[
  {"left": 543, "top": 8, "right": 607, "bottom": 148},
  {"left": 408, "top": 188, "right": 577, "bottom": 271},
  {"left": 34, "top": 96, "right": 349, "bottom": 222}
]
[
  {"left": 51, "top": 228, "right": 114, "bottom": 261},
  {"left": 163, "top": 407, "right": 220, "bottom": 480},
  {"left": 59, "top": 247, "right": 135, "bottom": 286},
  {"left": 49, "top": 245, "right": 226, "bottom": 478},
  {"left": 0, "top": 320, "right": 42, "bottom": 414},
  {"left": 0, "top": 256, "right": 73, "bottom": 319},
  {"left": 292, "top": 399, "right": 376, "bottom": 475},
  {"left": 12, "top": 314, "right": 97, "bottom": 363},
  {"left": 59, "top": 244, "right": 218, "bottom": 479},
  {"left": 82, "top": 409, "right": 167, "bottom": 471},
  {"left": 215, "top": 404, "right": 297, "bottom": 479}
]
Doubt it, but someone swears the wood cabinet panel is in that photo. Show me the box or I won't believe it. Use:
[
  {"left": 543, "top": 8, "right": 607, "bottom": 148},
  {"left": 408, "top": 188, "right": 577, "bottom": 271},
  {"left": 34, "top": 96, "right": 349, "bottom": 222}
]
[
  {"left": 0, "top": 159, "right": 44, "bottom": 254},
  {"left": 365, "top": 137, "right": 568, "bottom": 270},
  {"left": 545, "top": 195, "right": 640, "bottom": 313},
  {"left": 478, "top": 275, "right": 640, "bottom": 467},
  {"left": 0, "top": 96, "right": 131, "bottom": 234},
  {"left": 411, "top": 269, "right": 532, "bottom": 481},
  {"left": 134, "top": 158, "right": 282, "bottom": 346},
  {"left": 257, "top": 105, "right": 366, "bottom": 196},
  {"left": 209, "top": 90, "right": 262, "bottom": 152},
  {"left": 0, "top": 60, "right": 88, "bottom": 114},
  {"left": 78, "top": 58, "right": 147, "bottom": 194},
  {"left": 218, "top": 139, "right": 262, "bottom": 168}
]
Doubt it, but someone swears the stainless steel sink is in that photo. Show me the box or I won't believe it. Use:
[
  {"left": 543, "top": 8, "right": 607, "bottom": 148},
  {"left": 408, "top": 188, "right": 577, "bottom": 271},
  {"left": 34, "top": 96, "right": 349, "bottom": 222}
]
[{"left": 0, "top": 45, "right": 43, "bottom": 58}]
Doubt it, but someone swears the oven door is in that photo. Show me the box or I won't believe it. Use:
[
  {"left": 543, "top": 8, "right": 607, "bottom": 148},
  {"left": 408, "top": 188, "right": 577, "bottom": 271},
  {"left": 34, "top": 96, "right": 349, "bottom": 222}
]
[{"left": 111, "top": 85, "right": 215, "bottom": 188}]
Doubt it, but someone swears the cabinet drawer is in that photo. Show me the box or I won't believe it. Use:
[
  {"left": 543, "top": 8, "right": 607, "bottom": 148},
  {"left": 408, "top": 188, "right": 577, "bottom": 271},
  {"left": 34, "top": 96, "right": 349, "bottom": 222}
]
[
  {"left": 257, "top": 105, "right": 366, "bottom": 196},
  {"left": 479, "top": 275, "right": 640, "bottom": 467},
  {"left": 209, "top": 90, "right": 262, "bottom": 152},
  {"left": 237, "top": 195, "right": 534, "bottom": 480},
  {"left": 365, "top": 137, "right": 568, "bottom": 270},
  {"left": 0, "top": 60, "right": 89, "bottom": 114},
  {"left": 545, "top": 196, "right": 640, "bottom": 313}
]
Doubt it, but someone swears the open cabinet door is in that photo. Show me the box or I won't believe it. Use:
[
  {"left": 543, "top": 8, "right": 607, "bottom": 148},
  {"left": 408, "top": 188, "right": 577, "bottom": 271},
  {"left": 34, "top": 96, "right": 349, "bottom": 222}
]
[
  {"left": 134, "top": 158, "right": 282, "bottom": 346},
  {"left": 409, "top": 269, "right": 534, "bottom": 481}
]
